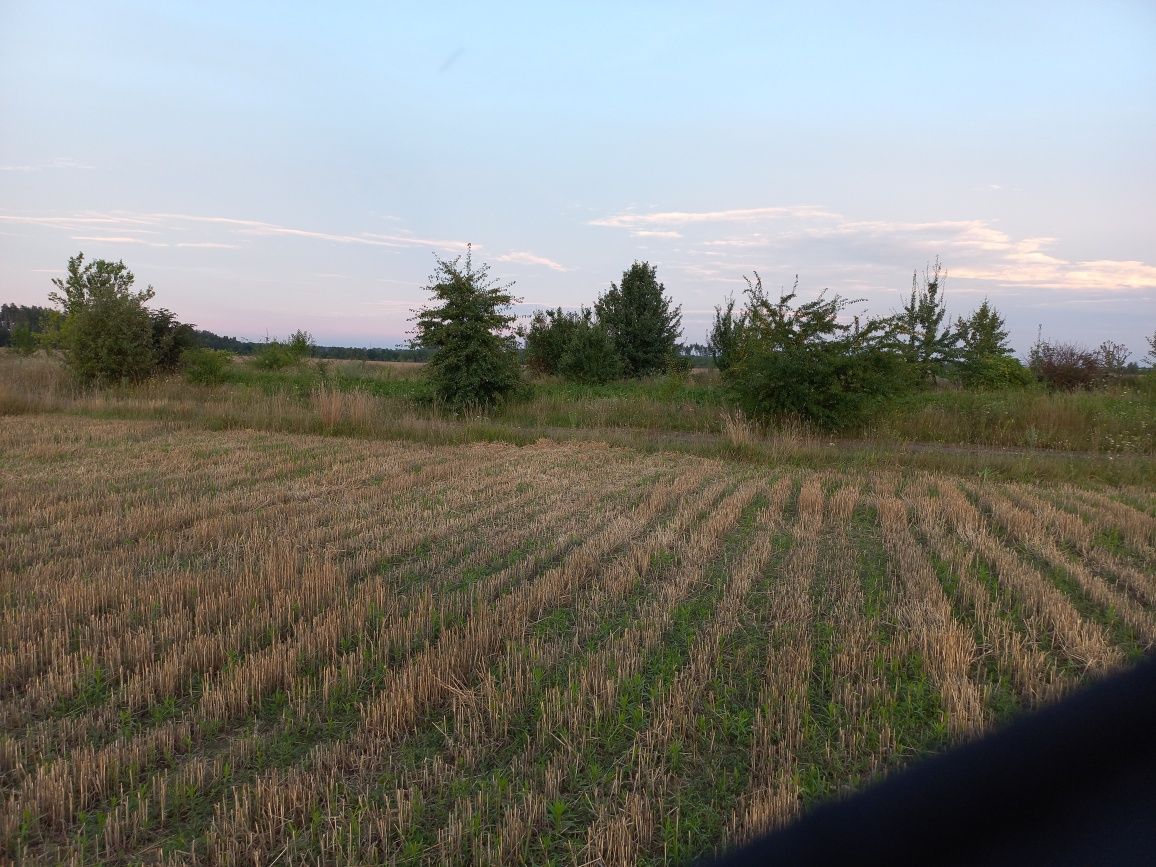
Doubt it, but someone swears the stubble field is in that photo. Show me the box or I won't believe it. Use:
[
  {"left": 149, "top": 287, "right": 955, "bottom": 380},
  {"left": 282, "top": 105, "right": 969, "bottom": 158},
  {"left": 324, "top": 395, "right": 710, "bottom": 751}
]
[{"left": 1, "top": 415, "right": 1153, "bottom": 865}]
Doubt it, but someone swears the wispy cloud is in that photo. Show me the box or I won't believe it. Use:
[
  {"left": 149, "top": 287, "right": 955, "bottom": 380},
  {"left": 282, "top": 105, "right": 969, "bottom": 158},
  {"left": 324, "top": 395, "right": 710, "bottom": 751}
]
[
  {"left": 589, "top": 205, "right": 836, "bottom": 229},
  {"left": 591, "top": 204, "right": 1156, "bottom": 294},
  {"left": 495, "top": 251, "right": 567, "bottom": 271},
  {"left": 70, "top": 235, "right": 169, "bottom": 246},
  {"left": 0, "top": 210, "right": 473, "bottom": 252},
  {"left": 631, "top": 230, "right": 682, "bottom": 239},
  {"left": 0, "top": 157, "right": 93, "bottom": 172},
  {"left": 175, "top": 241, "right": 240, "bottom": 249}
]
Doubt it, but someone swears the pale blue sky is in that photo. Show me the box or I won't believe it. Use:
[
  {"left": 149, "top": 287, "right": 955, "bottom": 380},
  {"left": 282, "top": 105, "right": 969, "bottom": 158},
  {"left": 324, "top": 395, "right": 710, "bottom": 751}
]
[{"left": 2, "top": 1, "right": 1153, "bottom": 355}]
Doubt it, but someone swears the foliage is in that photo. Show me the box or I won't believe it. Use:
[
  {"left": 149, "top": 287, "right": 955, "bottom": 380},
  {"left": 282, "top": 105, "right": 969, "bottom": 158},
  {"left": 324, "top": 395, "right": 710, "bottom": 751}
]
[
  {"left": 251, "top": 340, "right": 300, "bottom": 370},
  {"left": 594, "top": 261, "right": 681, "bottom": 377},
  {"left": 10, "top": 324, "right": 36, "bottom": 357},
  {"left": 150, "top": 308, "right": 198, "bottom": 372},
  {"left": 48, "top": 253, "right": 161, "bottom": 384},
  {"left": 724, "top": 274, "right": 913, "bottom": 431},
  {"left": 410, "top": 247, "right": 523, "bottom": 409},
  {"left": 1147, "top": 330, "right": 1156, "bottom": 366},
  {"left": 955, "top": 299, "right": 1026, "bottom": 388},
  {"left": 1096, "top": 340, "right": 1131, "bottom": 375},
  {"left": 893, "top": 258, "right": 959, "bottom": 383},
  {"left": 181, "top": 347, "right": 234, "bottom": 385},
  {"left": 522, "top": 307, "right": 584, "bottom": 375},
  {"left": 557, "top": 313, "right": 622, "bottom": 384},
  {"left": 288, "top": 329, "right": 315, "bottom": 360},
  {"left": 1028, "top": 339, "right": 1104, "bottom": 390},
  {"left": 707, "top": 295, "right": 745, "bottom": 373},
  {"left": 0, "top": 303, "right": 51, "bottom": 346}
]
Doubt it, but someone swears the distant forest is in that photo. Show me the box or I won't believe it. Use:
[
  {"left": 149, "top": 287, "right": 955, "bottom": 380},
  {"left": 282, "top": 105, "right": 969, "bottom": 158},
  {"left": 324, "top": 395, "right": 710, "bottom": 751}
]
[{"left": 0, "top": 302, "right": 712, "bottom": 365}]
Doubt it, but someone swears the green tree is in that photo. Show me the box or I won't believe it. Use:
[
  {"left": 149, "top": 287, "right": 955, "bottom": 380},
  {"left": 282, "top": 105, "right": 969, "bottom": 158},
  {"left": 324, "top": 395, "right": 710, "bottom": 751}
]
[
  {"left": 954, "top": 298, "right": 1029, "bottom": 388},
  {"left": 557, "top": 312, "right": 622, "bottom": 384},
  {"left": 49, "top": 253, "right": 158, "bottom": 384},
  {"left": 594, "top": 261, "right": 681, "bottom": 377},
  {"left": 725, "top": 274, "right": 912, "bottom": 430},
  {"left": 287, "top": 329, "right": 315, "bottom": 361},
  {"left": 1146, "top": 330, "right": 1156, "bottom": 366},
  {"left": 894, "top": 258, "right": 959, "bottom": 384},
  {"left": 410, "top": 247, "right": 522, "bottom": 409},
  {"left": 707, "top": 294, "right": 745, "bottom": 372}
]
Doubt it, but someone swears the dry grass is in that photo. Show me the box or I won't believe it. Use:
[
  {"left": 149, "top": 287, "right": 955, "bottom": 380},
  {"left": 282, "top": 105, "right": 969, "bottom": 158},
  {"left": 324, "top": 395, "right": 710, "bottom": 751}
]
[{"left": 1, "top": 414, "right": 1152, "bottom": 865}]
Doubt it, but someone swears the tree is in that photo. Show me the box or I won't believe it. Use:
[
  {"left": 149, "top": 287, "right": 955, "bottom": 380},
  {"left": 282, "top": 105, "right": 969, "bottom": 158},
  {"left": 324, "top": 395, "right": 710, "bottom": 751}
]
[
  {"left": 410, "top": 247, "right": 522, "bottom": 409},
  {"left": 894, "top": 258, "right": 959, "bottom": 384},
  {"left": 1147, "top": 330, "right": 1156, "bottom": 366},
  {"left": 557, "top": 312, "right": 622, "bottom": 384},
  {"left": 48, "top": 253, "right": 158, "bottom": 384},
  {"left": 955, "top": 299, "right": 1029, "bottom": 388},
  {"left": 1096, "top": 340, "right": 1130, "bottom": 376},
  {"left": 594, "top": 261, "right": 681, "bottom": 377},
  {"left": 724, "top": 274, "right": 912, "bottom": 430},
  {"left": 708, "top": 294, "right": 745, "bottom": 373}
]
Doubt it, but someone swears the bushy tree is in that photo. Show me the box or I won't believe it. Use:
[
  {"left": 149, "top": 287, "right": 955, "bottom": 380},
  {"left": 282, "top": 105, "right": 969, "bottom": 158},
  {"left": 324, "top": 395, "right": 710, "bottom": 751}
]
[
  {"left": 724, "top": 274, "right": 912, "bottom": 431},
  {"left": 557, "top": 312, "right": 622, "bottom": 384},
  {"left": 522, "top": 307, "right": 583, "bottom": 375},
  {"left": 894, "top": 258, "right": 959, "bottom": 383},
  {"left": 410, "top": 247, "right": 522, "bottom": 409},
  {"left": 708, "top": 294, "right": 745, "bottom": 372},
  {"left": 48, "top": 253, "right": 159, "bottom": 384},
  {"left": 955, "top": 299, "right": 1029, "bottom": 388},
  {"left": 595, "top": 261, "right": 681, "bottom": 377},
  {"left": 1097, "top": 340, "right": 1131, "bottom": 376},
  {"left": 1147, "top": 330, "right": 1156, "bottom": 366},
  {"left": 288, "top": 329, "right": 315, "bottom": 361}
]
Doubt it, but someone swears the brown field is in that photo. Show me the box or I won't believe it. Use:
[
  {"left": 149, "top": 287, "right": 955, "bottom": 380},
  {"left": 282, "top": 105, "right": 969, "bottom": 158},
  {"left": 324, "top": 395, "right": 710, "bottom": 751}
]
[{"left": 1, "top": 415, "right": 1153, "bottom": 865}]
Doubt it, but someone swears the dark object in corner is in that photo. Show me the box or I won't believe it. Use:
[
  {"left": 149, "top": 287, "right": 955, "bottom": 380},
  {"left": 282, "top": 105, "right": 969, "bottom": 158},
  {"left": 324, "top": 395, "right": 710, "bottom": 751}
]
[{"left": 707, "top": 655, "right": 1156, "bottom": 866}]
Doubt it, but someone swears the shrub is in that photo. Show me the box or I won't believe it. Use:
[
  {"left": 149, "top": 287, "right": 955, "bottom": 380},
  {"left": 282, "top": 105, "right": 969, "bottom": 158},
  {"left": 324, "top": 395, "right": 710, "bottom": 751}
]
[
  {"left": 1029, "top": 340, "right": 1103, "bottom": 390},
  {"left": 251, "top": 340, "right": 299, "bottom": 370},
  {"left": 522, "top": 308, "right": 583, "bottom": 375},
  {"left": 181, "top": 347, "right": 233, "bottom": 385},
  {"left": 959, "top": 354, "right": 1034, "bottom": 390},
  {"left": 10, "top": 324, "right": 36, "bottom": 357},
  {"left": 557, "top": 318, "right": 622, "bottom": 384},
  {"left": 725, "top": 274, "right": 914, "bottom": 431}
]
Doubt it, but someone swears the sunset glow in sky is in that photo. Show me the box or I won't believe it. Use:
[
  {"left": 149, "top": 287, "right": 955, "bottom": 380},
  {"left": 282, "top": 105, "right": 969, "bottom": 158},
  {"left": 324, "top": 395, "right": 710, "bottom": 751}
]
[{"left": 2, "top": 1, "right": 1154, "bottom": 354}]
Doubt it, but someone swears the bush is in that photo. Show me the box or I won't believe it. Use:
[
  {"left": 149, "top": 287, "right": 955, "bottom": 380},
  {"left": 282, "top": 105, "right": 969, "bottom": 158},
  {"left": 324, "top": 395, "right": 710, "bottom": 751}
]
[
  {"left": 724, "top": 274, "right": 914, "bottom": 431},
  {"left": 1029, "top": 340, "right": 1103, "bottom": 390},
  {"left": 523, "top": 308, "right": 583, "bottom": 375},
  {"left": 958, "top": 354, "right": 1034, "bottom": 390},
  {"left": 181, "top": 347, "right": 233, "bottom": 385},
  {"left": 251, "top": 340, "right": 300, "bottom": 370},
  {"left": 558, "top": 318, "right": 622, "bottom": 384}
]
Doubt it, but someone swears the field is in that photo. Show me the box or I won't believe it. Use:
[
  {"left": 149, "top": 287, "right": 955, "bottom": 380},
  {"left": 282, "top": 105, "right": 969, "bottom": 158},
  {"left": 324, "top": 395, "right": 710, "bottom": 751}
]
[{"left": 3, "top": 414, "right": 1154, "bottom": 865}]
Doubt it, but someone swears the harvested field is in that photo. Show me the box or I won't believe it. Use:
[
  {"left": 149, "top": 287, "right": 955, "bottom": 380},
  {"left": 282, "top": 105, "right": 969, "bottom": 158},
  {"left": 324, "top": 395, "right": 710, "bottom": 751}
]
[{"left": 1, "top": 416, "right": 1153, "bottom": 865}]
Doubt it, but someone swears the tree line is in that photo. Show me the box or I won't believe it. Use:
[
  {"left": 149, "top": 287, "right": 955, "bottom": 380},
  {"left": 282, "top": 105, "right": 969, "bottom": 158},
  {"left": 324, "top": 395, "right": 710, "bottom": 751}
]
[{"left": 7, "top": 250, "right": 1155, "bottom": 431}]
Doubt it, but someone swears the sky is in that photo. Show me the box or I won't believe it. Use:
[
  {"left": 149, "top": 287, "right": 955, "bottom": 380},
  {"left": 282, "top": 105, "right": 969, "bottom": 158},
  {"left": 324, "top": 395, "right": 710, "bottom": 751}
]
[{"left": 2, "top": 1, "right": 1154, "bottom": 356}]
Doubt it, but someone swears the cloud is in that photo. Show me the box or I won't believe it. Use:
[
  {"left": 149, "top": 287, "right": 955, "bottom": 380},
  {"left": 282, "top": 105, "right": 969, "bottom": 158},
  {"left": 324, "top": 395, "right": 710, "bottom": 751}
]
[
  {"left": 591, "top": 204, "right": 1156, "bottom": 294},
  {"left": 589, "top": 205, "right": 836, "bottom": 229},
  {"left": 495, "top": 251, "right": 567, "bottom": 271},
  {"left": 0, "top": 209, "right": 473, "bottom": 252},
  {"left": 631, "top": 230, "right": 683, "bottom": 239},
  {"left": 175, "top": 242, "right": 241, "bottom": 249},
  {"left": 0, "top": 157, "right": 92, "bottom": 172},
  {"left": 70, "top": 235, "right": 169, "bottom": 246}
]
